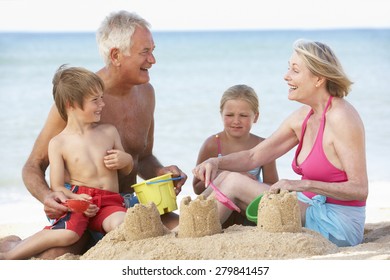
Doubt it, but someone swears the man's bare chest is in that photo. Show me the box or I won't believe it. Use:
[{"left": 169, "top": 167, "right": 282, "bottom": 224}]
[{"left": 101, "top": 106, "right": 152, "bottom": 155}]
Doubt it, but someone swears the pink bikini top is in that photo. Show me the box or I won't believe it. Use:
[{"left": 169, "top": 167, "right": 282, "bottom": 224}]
[{"left": 292, "top": 96, "right": 365, "bottom": 206}]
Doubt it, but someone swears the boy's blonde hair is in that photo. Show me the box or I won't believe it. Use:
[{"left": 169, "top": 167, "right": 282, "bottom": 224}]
[{"left": 52, "top": 65, "right": 104, "bottom": 121}]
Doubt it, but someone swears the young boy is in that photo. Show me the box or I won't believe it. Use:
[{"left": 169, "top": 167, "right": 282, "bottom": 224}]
[{"left": 0, "top": 65, "right": 133, "bottom": 259}]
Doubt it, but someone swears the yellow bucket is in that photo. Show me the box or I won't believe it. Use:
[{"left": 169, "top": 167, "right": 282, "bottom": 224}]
[{"left": 131, "top": 173, "right": 178, "bottom": 215}]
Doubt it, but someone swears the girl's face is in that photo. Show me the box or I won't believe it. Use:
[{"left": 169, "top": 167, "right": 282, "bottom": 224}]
[
  {"left": 284, "top": 51, "right": 319, "bottom": 102},
  {"left": 221, "top": 99, "right": 258, "bottom": 138}
]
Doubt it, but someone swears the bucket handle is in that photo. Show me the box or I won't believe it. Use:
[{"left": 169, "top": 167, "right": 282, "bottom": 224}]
[{"left": 146, "top": 176, "right": 183, "bottom": 185}]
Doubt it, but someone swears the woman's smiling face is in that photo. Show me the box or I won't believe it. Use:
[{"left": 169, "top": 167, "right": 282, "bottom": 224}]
[{"left": 284, "top": 51, "right": 318, "bottom": 102}]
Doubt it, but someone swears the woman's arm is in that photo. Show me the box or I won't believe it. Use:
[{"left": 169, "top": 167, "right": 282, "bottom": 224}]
[{"left": 195, "top": 114, "right": 300, "bottom": 187}]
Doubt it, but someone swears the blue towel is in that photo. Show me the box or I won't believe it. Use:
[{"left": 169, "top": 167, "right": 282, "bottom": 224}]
[{"left": 297, "top": 192, "right": 365, "bottom": 247}]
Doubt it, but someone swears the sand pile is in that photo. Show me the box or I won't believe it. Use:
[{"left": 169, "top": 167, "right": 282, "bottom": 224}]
[
  {"left": 258, "top": 190, "right": 302, "bottom": 233},
  {"left": 59, "top": 192, "right": 342, "bottom": 260},
  {"left": 178, "top": 195, "right": 222, "bottom": 238},
  {"left": 123, "top": 203, "right": 165, "bottom": 241},
  {"left": 3, "top": 183, "right": 389, "bottom": 260}
]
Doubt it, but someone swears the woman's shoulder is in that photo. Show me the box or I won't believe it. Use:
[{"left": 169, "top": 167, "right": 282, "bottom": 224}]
[
  {"left": 329, "top": 98, "right": 363, "bottom": 123},
  {"left": 283, "top": 105, "right": 312, "bottom": 129},
  {"left": 328, "top": 98, "right": 365, "bottom": 135}
]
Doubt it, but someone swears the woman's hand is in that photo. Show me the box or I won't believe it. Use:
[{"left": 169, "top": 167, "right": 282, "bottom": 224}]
[
  {"left": 269, "top": 179, "right": 303, "bottom": 194},
  {"left": 192, "top": 157, "right": 219, "bottom": 187}
]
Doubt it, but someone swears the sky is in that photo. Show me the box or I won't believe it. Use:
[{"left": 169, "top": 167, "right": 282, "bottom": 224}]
[{"left": 0, "top": 0, "right": 389, "bottom": 32}]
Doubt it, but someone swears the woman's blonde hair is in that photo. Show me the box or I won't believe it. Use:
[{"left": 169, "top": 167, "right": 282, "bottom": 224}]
[{"left": 293, "top": 39, "right": 353, "bottom": 97}]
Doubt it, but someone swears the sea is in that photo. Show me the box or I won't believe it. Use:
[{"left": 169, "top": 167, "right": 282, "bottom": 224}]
[{"left": 0, "top": 29, "right": 389, "bottom": 227}]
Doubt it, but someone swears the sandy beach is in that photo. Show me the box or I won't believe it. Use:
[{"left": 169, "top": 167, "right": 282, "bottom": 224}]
[{"left": 1, "top": 181, "right": 389, "bottom": 261}]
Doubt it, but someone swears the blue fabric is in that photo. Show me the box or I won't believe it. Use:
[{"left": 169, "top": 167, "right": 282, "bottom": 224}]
[
  {"left": 247, "top": 167, "right": 263, "bottom": 182},
  {"left": 64, "top": 182, "right": 72, "bottom": 190},
  {"left": 218, "top": 151, "right": 263, "bottom": 182},
  {"left": 297, "top": 192, "right": 365, "bottom": 247},
  {"left": 121, "top": 193, "right": 139, "bottom": 208}
]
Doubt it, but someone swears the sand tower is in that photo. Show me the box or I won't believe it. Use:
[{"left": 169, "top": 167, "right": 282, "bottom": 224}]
[
  {"left": 123, "top": 202, "right": 165, "bottom": 241},
  {"left": 178, "top": 195, "right": 222, "bottom": 238},
  {"left": 257, "top": 190, "right": 302, "bottom": 233}
]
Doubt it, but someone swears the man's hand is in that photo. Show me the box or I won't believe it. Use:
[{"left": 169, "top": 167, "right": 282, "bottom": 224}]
[
  {"left": 158, "top": 165, "right": 187, "bottom": 195},
  {"left": 43, "top": 191, "right": 69, "bottom": 220}
]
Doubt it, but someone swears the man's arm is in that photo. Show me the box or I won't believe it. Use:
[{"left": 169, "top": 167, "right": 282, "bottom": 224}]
[
  {"left": 22, "top": 105, "right": 69, "bottom": 217},
  {"left": 137, "top": 116, "right": 162, "bottom": 178},
  {"left": 137, "top": 117, "right": 187, "bottom": 194},
  {"left": 136, "top": 84, "right": 187, "bottom": 192}
]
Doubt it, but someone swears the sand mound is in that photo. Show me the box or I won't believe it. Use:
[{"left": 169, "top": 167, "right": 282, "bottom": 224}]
[
  {"left": 57, "top": 192, "right": 341, "bottom": 260},
  {"left": 258, "top": 190, "right": 302, "bottom": 233},
  {"left": 178, "top": 195, "right": 222, "bottom": 238},
  {"left": 77, "top": 225, "right": 337, "bottom": 260}
]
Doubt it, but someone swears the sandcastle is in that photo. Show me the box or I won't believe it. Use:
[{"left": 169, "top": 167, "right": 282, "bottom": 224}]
[
  {"left": 257, "top": 190, "right": 302, "bottom": 233},
  {"left": 116, "top": 195, "right": 222, "bottom": 242},
  {"left": 123, "top": 202, "right": 165, "bottom": 241},
  {"left": 178, "top": 195, "right": 222, "bottom": 238},
  {"left": 112, "top": 191, "right": 300, "bottom": 242}
]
